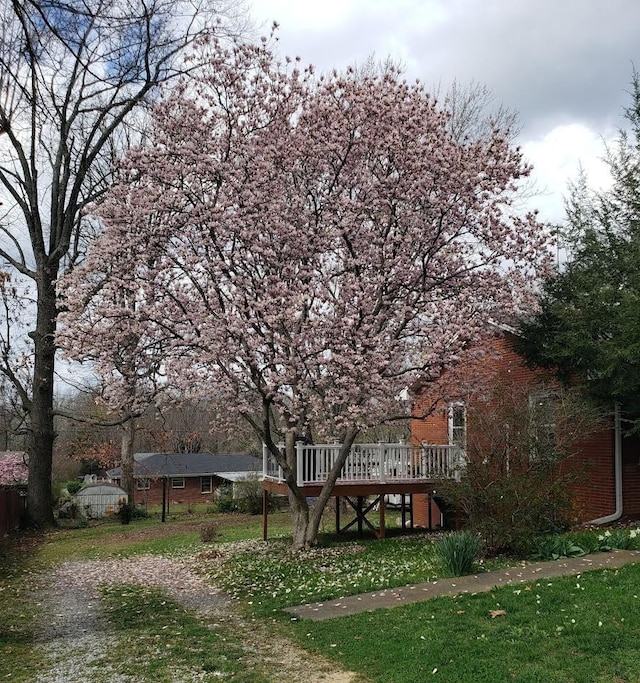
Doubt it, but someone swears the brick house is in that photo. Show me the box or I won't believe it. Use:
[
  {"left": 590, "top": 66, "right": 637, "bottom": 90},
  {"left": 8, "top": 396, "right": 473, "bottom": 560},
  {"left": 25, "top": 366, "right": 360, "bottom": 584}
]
[
  {"left": 411, "top": 329, "right": 640, "bottom": 527},
  {"left": 107, "top": 452, "right": 261, "bottom": 506}
]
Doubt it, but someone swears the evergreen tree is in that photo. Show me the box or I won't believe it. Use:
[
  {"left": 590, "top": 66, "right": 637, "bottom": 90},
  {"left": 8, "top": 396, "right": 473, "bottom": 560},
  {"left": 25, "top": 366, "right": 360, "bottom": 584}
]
[{"left": 518, "top": 70, "right": 640, "bottom": 427}]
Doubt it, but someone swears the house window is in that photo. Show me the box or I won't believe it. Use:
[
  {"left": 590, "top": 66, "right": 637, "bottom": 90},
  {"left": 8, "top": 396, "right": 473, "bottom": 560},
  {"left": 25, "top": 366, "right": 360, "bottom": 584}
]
[
  {"left": 448, "top": 402, "right": 467, "bottom": 451},
  {"left": 171, "top": 477, "right": 185, "bottom": 489},
  {"left": 529, "top": 390, "right": 557, "bottom": 460},
  {"left": 201, "top": 476, "right": 213, "bottom": 494},
  {"left": 136, "top": 478, "right": 150, "bottom": 490}
]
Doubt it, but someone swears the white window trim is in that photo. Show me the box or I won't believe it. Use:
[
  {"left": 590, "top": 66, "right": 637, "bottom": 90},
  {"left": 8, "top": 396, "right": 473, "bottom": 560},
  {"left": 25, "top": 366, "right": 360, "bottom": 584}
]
[
  {"left": 136, "top": 478, "right": 150, "bottom": 490},
  {"left": 171, "top": 477, "right": 185, "bottom": 489},
  {"left": 448, "top": 401, "right": 467, "bottom": 451},
  {"left": 201, "top": 476, "right": 212, "bottom": 494}
]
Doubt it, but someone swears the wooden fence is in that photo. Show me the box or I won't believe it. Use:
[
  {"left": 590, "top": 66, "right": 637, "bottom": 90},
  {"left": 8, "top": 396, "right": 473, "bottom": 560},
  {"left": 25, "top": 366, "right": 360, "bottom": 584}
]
[{"left": 0, "top": 488, "right": 26, "bottom": 538}]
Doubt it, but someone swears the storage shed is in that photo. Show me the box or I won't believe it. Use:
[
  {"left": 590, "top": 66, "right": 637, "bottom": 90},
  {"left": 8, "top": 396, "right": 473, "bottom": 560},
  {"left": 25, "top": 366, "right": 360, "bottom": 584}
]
[{"left": 74, "top": 483, "right": 128, "bottom": 518}]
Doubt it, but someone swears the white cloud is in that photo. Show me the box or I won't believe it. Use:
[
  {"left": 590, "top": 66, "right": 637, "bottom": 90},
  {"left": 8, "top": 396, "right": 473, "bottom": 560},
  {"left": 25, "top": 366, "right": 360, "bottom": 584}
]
[
  {"left": 247, "top": 0, "right": 637, "bottom": 227},
  {"left": 523, "top": 124, "right": 614, "bottom": 223}
]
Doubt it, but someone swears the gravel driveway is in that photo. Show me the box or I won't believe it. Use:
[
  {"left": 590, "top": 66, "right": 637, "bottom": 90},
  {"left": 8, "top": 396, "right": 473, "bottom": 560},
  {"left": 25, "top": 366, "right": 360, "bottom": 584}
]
[{"left": 33, "top": 556, "right": 357, "bottom": 683}]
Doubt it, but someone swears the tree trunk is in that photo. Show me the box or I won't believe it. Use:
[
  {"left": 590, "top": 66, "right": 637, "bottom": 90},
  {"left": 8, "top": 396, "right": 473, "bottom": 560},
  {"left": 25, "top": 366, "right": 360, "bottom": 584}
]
[
  {"left": 26, "top": 274, "right": 58, "bottom": 527},
  {"left": 283, "top": 427, "right": 359, "bottom": 550},
  {"left": 120, "top": 418, "right": 136, "bottom": 506},
  {"left": 289, "top": 489, "right": 312, "bottom": 549}
]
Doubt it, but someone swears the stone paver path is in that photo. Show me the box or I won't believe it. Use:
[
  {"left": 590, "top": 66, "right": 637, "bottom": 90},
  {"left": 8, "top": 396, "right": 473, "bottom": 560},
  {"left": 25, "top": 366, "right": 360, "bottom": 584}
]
[{"left": 286, "top": 549, "right": 640, "bottom": 621}]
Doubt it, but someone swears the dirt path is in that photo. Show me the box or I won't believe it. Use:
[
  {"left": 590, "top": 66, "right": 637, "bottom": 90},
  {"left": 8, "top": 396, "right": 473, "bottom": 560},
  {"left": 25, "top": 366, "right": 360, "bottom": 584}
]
[{"left": 33, "top": 556, "right": 360, "bottom": 683}]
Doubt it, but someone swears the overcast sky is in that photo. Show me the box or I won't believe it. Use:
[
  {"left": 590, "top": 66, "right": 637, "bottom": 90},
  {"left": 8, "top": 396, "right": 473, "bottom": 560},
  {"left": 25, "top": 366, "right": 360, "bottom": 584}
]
[{"left": 248, "top": 0, "right": 640, "bottom": 223}]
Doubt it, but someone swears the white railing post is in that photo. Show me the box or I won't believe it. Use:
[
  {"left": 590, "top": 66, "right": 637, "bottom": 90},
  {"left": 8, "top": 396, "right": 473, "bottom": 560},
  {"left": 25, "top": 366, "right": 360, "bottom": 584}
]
[
  {"left": 296, "top": 441, "right": 305, "bottom": 487},
  {"left": 378, "top": 443, "right": 386, "bottom": 483}
]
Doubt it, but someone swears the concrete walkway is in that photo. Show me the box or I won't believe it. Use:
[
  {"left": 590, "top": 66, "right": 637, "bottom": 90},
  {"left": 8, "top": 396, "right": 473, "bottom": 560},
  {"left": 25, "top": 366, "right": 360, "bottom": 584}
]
[{"left": 286, "top": 549, "right": 640, "bottom": 621}]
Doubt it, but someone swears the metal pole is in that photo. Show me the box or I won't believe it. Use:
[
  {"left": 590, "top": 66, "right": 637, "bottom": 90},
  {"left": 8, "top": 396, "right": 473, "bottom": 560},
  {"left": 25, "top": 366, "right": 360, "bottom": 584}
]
[
  {"left": 161, "top": 477, "right": 167, "bottom": 523},
  {"left": 262, "top": 488, "right": 268, "bottom": 541}
]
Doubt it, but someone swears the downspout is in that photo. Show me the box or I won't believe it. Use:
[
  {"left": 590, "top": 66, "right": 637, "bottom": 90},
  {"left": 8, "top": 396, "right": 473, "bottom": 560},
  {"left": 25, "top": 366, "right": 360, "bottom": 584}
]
[{"left": 587, "top": 403, "right": 623, "bottom": 525}]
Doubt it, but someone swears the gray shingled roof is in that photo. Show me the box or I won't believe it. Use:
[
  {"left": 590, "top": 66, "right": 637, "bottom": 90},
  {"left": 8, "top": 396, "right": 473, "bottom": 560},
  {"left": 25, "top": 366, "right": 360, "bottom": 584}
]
[{"left": 107, "top": 452, "right": 260, "bottom": 478}]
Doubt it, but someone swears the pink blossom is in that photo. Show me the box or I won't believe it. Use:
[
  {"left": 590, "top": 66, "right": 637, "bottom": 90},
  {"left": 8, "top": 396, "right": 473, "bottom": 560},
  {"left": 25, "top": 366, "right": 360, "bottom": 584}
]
[
  {"left": 0, "top": 451, "right": 28, "bottom": 485},
  {"left": 58, "top": 34, "right": 554, "bottom": 546}
]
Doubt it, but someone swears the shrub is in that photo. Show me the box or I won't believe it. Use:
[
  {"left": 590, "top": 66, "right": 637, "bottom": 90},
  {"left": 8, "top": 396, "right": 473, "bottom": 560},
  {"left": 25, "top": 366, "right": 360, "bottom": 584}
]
[
  {"left": 66, "top": 480, "right": 82, "bottom": 495},
  {"left": 435, "top": 531, "right": 483, "bottom": 576},
  {"left": 436, "top": 385, "right": 603, "bottom": 556},
  {"left": 233, "top": 474, "right": 264, "bottom": 515},
  {"left": 215, "top": 491, "right": 237, "bottom": 513},
  {"left": 119, "top": 502, "right": 133, "bottom": 525},
  {"left": 130, "top": 505, "right": 148, "bottom": 519},
  {"left": 200, "top": 521, "right": 221, "bottom": 543}
]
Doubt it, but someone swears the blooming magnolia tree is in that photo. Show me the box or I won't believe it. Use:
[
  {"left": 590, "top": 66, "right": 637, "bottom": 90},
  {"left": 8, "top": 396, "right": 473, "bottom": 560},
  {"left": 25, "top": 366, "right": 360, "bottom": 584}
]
[
  {"left": 69, "top": 36, "right": 553, "bottom": 548},
  {"left": 0, "top": 451, "right": 28, "bottom": 486}
]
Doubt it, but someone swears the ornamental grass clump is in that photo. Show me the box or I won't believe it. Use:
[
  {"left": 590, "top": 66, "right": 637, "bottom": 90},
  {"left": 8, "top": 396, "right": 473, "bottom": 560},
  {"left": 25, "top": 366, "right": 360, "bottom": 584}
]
[{"left": 435, "top": 531, "right": 483, "bottom": 576}]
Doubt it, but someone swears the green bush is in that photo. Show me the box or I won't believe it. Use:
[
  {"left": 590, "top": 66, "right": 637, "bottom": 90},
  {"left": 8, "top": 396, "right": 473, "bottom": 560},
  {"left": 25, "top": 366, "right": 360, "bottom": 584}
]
[
  {"left": 131, "top": 505, "right": 148, "bottom": 519},
  {"left": 215, "top": 491, "right": 237, "bottom": 513},
  {"left": 66, "top": 480, "right": 82, "bottom": 495},
  {"left": 233, "top": 474, "right": 264, "bottom": 515},
  {"left": 435, "top": 531, "right": 483, "bottom": 576},
  {"left": 435, "top": 385, "right": 601, "bottom": 556}
]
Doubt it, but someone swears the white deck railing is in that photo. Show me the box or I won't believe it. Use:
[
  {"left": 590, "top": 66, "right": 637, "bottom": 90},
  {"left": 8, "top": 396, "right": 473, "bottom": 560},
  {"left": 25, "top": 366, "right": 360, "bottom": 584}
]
[{"left": 263, "top": 442, "right": 465, "bottom": 488}]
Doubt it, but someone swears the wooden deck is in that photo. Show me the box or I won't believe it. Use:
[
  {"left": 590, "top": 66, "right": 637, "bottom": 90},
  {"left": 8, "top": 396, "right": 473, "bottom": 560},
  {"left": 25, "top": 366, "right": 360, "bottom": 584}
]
[{"left": 262, "top": 443, "right": 464, "bottom": 539}]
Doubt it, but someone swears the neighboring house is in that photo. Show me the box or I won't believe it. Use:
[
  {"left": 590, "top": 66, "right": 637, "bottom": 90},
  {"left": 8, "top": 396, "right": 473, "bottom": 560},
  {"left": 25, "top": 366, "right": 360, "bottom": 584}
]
[
  {"left": 107, "top": 452, "right": 261, "bottom": 506},
  {"left": 411, "top": 330, "right": 640, "bottom": 526}
]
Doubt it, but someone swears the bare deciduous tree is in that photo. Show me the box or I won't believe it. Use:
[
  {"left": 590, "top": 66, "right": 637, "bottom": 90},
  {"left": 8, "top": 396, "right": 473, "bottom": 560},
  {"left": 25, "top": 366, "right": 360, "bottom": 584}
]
[{"left": 0, "top": 0, "right": 247, "bottom": 526}]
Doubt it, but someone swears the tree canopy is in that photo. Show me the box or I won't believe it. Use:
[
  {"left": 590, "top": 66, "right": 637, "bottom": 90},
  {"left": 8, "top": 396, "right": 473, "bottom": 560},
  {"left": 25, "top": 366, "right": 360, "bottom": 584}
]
[
  {"left": 61, "top": 36, "right": 553, "bottom": 547},
  {"left": 517, "top": 71, "right": 640, "bottom": 427}
]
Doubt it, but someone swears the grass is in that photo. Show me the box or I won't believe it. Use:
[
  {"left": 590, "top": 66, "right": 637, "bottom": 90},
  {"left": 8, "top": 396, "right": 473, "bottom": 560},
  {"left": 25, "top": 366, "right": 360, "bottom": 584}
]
[
  {"left": 2, "top": 507, "right": 639, "bottom": 683},
  {"left": 290, "top": 563, "right": 640, "bottom": 682},
  {"left": 100, "top": 584, "right": 270, "bottom": 682},
  {"left": 206, "top": 532, "right": 501, "bottom": 616}
]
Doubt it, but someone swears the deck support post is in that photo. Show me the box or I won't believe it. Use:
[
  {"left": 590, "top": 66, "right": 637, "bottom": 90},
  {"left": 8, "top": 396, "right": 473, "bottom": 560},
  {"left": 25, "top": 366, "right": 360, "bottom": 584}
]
[
  {"left": 409, "top": 494, "right": 414, "bottom": 529},
  {"left": 428, "top": 491, "right": 432, "bottom": 530},
  {"left": 335, "top": 495, "right": 340, "bottom": 533},
  {"left": 262, "top": 488, "right": 268, "bottom": 541},
  {"left": 379, "top": 494, "right": 386, "bottom": 539},
  {"left": 357, "top": 496, "right": 364, "bottom": 536}
]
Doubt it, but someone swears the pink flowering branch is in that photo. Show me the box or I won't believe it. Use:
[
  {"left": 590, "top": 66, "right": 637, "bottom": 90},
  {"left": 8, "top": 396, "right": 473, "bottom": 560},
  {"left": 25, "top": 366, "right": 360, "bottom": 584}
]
[
  {"left": 0, "top": 451, "right": 28, "bottom": 485},
  {"left": 64, "top": 35, "right": 554, "bottom": 548}
]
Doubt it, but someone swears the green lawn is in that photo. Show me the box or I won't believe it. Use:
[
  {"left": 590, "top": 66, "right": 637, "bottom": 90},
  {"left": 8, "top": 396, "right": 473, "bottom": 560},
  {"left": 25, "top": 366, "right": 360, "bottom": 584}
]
[
  {"left": 290, "top": 563, "right": 640, "bottom": 682},
  {"left": 2, "top": 509, "right": 639, "bottom": 683}
]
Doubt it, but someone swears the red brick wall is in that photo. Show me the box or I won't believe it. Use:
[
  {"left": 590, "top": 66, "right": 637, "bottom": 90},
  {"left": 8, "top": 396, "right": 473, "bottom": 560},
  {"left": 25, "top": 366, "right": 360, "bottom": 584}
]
[
  {"left": 131, "top": 476, "right": 219, "bottom": 506},
  {"left": 413, "top": 494, "right": 446, "bottom": 528},
  {"left": 411, "top": 331, "right": 623, "bottom": 524},
  {"left": 565, "top": 428, "right": 615, "bottom": 521},
  {"left": 622, "top": 434, "right": 640, "bottom": 518}
]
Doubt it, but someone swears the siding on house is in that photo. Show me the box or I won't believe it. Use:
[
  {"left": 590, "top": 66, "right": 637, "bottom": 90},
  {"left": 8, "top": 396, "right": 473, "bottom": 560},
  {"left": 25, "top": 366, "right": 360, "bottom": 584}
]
[{"left": 411, "top": 331, "right": 635, "bottom": 525}]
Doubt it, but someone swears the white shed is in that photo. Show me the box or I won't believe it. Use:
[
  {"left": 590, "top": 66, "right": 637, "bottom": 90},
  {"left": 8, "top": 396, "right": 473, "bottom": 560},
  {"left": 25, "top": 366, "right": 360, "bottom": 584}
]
[{"left": 74, "top": 483, "right": 128, "bottom": 518}]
